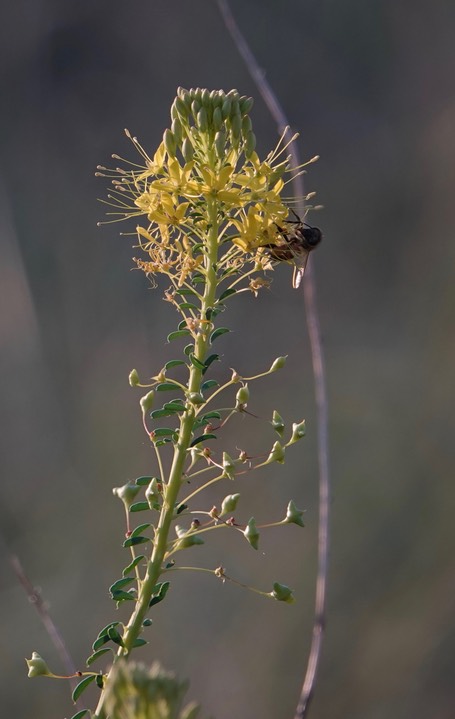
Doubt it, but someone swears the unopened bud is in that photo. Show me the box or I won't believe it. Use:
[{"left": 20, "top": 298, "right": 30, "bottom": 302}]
[
  {"left": 288, "top": 420, "right": 306, "bottom": 445},
  {"left": 140, "top": 390, "right": 155, "bottom": 415},
  {"left": 270, "top": 356, "right": 287, "bottom": 372},
  {"left": 243, "top": 517, "right": 259, "bottom": 550},
  {"left": 26, "top": 652, "right": 52, "bottom": 678},
  {"left": 220, "top": 493, "right": 240, "bottom": 516},
  {"left": 235, "top": 383, "right": 249, "bottom": 409},
  {"left": 129, "top": 368, "right": 140, "bottom": 387},
  {"left": 284, "top": 500, "right": 305, "bottom": 527},
  {"left": 266, "top": 441, "right": 285, "bottom": 464},
  {"left": 113, "top": 481, "right": 141, "bottom": 509},
  {"left": 271, "top": 410, "right": 285, "bottom": 437},
  {"left": 222, "top": 452, "right": 236, "bottom": 480}
]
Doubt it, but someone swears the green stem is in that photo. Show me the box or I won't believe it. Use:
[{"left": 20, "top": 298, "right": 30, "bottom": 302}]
[{"left": 94, "top": 197, "right": 220, "bottom": 719}]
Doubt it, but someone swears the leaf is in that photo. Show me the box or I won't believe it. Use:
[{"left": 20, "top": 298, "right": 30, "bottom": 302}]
[
  {"left": 189, "top": 354, "right": 206, "bottom": 370},
  {"left": 129, "top": 501, "right": 150, "bottom": 513},
  {"left": 72, "top": 675, "right": 96, "bottom": 703},
  {"left": 190, "top": 433, "right": 217, "bottom": 447},
  {"left": 219, "top": 288, "right": 237, "bottom": 301},
  {"left": 150, "top": 408, "right": 174, "bottom": 419},
  {"left": 149, "top": 581, "right": 170, "bottom": 607},
  {"left": 109, "top": 577, "right": 134, "bottom": 595},
  {"left": 69, "top": 711, "right": 90, "bottom": 719},
  {"left": 210, "top": 327, "right": 230, "bottom": 343},
  {"left": 123, "top": 536, "right": 150, "bottom": 548},
  {"left": 122, "top": 555, "right": 145, "bottom": 576},
  {"left": 167, "top": 330, "right": 190, "bottom": 342},
  {"left": 107, "top": 626, "right": 124, "bottom": 646},
  {"left": 201, "top": 380, "right": 219, "bottom": 391},
  {"left": 132, "top": 638, "right": 148, "bottom": 648},
  {"left": 176, "top": 503, "right": 188, "bottom": 514},
  {"left": 164, "top": 359, "right": 186, "bottom": 369},
  {"left": 156, "top": 382, "right": 181, "bottom": 392},
  {"left": 96, "top": 674, "right": 104, "bottom": 689},
  {"left": 111, "top": 589, "right": 135, "bottom": 602},
  {"left": 201, "top": 411, "right": 221, "bottom": 420},
  {"left": 152, "top": 427, "right": 176, "bottom": 438},
  {"left": 203, "top": 353, "right": 220, "bottom": 374},
  {"left": 135, "top": 475, "right": 153, "bottom": 486},
  {"left": 179, "top": 302, "right": 198, "bottom": 311},
  {"left": 175, "top": 288, "right": 197, "bottom": 296},
  {"left": 184, "top": 344, "right": 194, "bottom": 356},
  {"left": 178, "top": 319, "right": 190, "bottom": 330},
  {"left": 96, "top": 621, "right": 121, "bottom": 639},
  {"left": 163, "top": 400, "right": 186, "bottom": 411},
  {"left": 86, "top": 648, "right": 113, "bottom": 667},
  {"left": 130, "top": 523, "right": 152, "bottom": 538}
]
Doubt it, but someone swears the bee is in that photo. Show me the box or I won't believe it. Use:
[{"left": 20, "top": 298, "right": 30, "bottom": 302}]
[{"left": 263, "top": 210, "right": 322, "bottom": 288}]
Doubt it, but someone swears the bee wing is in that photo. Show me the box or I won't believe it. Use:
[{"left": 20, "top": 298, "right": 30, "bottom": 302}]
[{"left": 292, "top": 249, "right": 310, "bottom": 288}]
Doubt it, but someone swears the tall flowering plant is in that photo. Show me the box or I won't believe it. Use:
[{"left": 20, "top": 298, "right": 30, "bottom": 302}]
[{"left": 27, "top": 88, "right": 319, "bottom": 719}]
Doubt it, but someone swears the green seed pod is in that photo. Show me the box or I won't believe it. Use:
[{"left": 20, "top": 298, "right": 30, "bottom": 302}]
[
  {"left": 243, "top": 517, "right": 259, "bottom": 550},
  {"left": 244, "top": 131, "right": 256, "bottom": 158},
  {"left": 222, "top": 452, "right": 236, "bottom": 480},
  {"left": 285, "top": 499, "right": 305, "bottom": 527},
  {"left": 113, "top": 481, "right": 141, "bottom": 509},
  {"left": 220, "top": 493, "right": 241, "bottom": 516},
  {"left": 163, "top": 129, "right": 176, "bottom": 158},
  {"left": 128, "top": 368, "right": 140, "bottom": 387},
  {"left": 181, "top": 138, "right": 194, "bottom": 163},
  {"left": 26, "top": 652, "right": 52, "bottom": 678},
  {"left": 266, "top": 441, "right": 285, "bottom": 464},
  {"left": 140, "top": 389, "right": 155, "bottom": 415},
  {"left": 270, "top": 355, "right": 287, "bottom": 372},
  {"left": 271, "top": 410, "right": 285, "bottom": 437},
  {"left": 221, "top": 96, "right": 232, "bottom": 119},
  {"left": 171, "top": 118, "right": 182, "bottom": 144},
  {"left": 288, "top": 420, "right": 306, "bottom": 445},
  {"left": 212, "top": 106, "right": 223, "bottom": 131},
  {"left": 235, "top": 383, "right": 249, "bottom": 409},
  {"left": 239, "top": 95, "right": 254, "bottom": 114},
  {"left": 197, "top": 107, "right": 208, "bottom": 132},
  {"left": 271, "top": 582, "right": 295, "bottom": 603},
  {"left": 214, "top": 130, "right": 226, "bottom": 159}
]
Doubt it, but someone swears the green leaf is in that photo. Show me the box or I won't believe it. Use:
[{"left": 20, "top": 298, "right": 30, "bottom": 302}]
[
  {"left": 152, "top": 427, "right": 176, "bottom": 437},
  {"left": 175, "top": 288, "right": 197, "bottom": 296},
  {"left": 164, "top": 400, "right": 186, "bottom": 411},
  {"left": 164, "top": 359, "right": 186, "bottom": 369},
  {"left": 123, "top": 536, "right": 150, "bottom": 548},
  {"left": 149, "top": 581, "right": 170, "bottom": 607},
  {"left": 189, "top": 354, "right": 206, "bottom": 370},
  {"left": 129, "top": 501, "right": 150, "bottom": 513},
  {"left": 184, "top": 344, "right": 194, "bottom": 356},
  {"left": 178, "top": 319, "right": 190, "bottom": 330},
  {"left": 72, "top": 675, "right": 96, "bottom": 703},
  {"left": 176, "top": 503, "right": 188, "bottom": 514},
  {"left": 130, "top": 523, "right": 152, "bottom": 538},
  {"left": 107, "top": 626, "right": 124, "bottom": 646},
  {"left": 150, "top": 408, "right": 174, "bottom": 419},
  {"left": 192, "top": 274, "right": 206, "bottom": 284},
  {"left": 155, "top": 438, "right": 173, "bottom": 446},
  {"left": 69, "top": 711, "right": 90, "bottom": 719},
  {"left": 92, "top": 635, "right": 110, "bottom": 651},
  {"left": 122, "top": 555, "right": 145, "bottom": 576},
  {"left": 156, "top": 382, "right": 181, "bottom": 392},
  {"left": 109, "top": 577, "right": 134, "bottom": 595},
  {"left": 210, "top": 327, "right": 230, "bottom": 343},
  {"left": 167, "top": 330, "right": 190, "bottom": 342},
  {"left": 179, "top": 302, "right": 198, "bottom": 311},
  {"left": 190, "top": 433, "right": 217, "bottom": 447},
  {"left": 96, "top": 621, "right": 121, "bottom": 640},
  {"left": 201, "top": 411, "right": 221, "bottom": 420},
  {"left": 96, "top": 674, "right": 104, "bottom": 689},
  {"left": 219, "top": 288, "right": 237, "bottom": 301},
  {"left": 86, "top": 647, "right": 113, "bottom": 667},
  {"left": 111, "top": 589, "right": 136, "bottom": 602},
  {"left": 201, "top": 380, "right": 219, "bottom": 391},
  {"left": 203, "top": 353, "right": 220, "bottom": 374},
  {"left": 135, "top": 475, "right": 153, "bottom": 486},
  {"left": 132, "top": 638, "right": 148, "bottom": 648}
]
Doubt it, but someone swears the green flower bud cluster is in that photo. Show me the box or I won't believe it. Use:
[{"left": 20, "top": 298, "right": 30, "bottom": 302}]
[{"left": 170, "top": 87, "right": 256, "bottom": 159}]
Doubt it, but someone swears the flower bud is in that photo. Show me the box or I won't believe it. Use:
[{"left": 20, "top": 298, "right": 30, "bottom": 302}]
[
  {"left": 113, "top": 481, "right": 141, "bottom": 509},
  {"left": 174, "top": 96, "right": 189, "bottom": 119},
  {"left": 145, "top": 478, "right": 161, "bottom": 509},
  {"left": 197, "top": 108, "right": 208, "bottom": 132},
  {"left": 163, "top": 129, "right": 176, "bottom": 158},
  {"left": 284, "top": 500, "right": 305, "bottom": 527},
  {"left": 241, "top": 115, "right": 252, "bottom": 134},
  {"left": 191, "top": 99, "right": 201, "bottom": 118},
  {"left": 214, "top": 130, "right": 226, "bottom": 159},
  {"left": 221, "top": 97, "right": 232, "bottom": 119},
  {"left": 212, "top": 106, "right": 223, "bottom": 131},
  {"left": 244, "top": 131, "right": 256, "bottom": 158},
  {"left": 171, "top": 118, "right": 182, "bottom": 144},
  {"left": 239, "top": 95, "right": 254, "bottom": 114},
  {"left": 181, "top": 138, "right": 194, "bottom": 163},
  {"left": 26, "top": 652, "right": 52, "bottom": 678},
  {"left": 230, "top": 112, "right": 241, "bottom": 140},
  {"left": 243, "top": 517, "right": 259, "bottom": 550},
  {"left": 128, "top": 368, "right": 140, "bottom": 387},
  {"left": 220, "top": 493, "right": 240, "bottom": 516}
]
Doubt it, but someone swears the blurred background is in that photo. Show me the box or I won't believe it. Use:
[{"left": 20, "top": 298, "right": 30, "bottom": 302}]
[{"left": 1, "top": 1, "right": 454, "bottom": 718}]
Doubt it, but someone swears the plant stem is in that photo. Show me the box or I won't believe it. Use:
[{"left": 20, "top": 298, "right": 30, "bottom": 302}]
[{"left": 94, "top": 197, "right": 220, "bottom": 719}]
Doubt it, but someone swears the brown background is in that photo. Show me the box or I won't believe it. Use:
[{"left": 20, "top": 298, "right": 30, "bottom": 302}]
[{"left": 1, "top": 2, "right": 454, "bottom": 718}]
